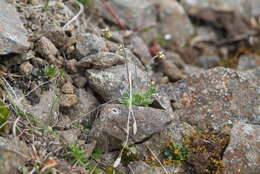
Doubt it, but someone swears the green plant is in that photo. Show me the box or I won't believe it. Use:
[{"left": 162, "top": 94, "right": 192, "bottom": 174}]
[
  {"left": 119, "top": 87, "right": 156, "bottom": 107},
  {"left": 162, "top": 142, "right": 188, "bottom": 161},
  {"left": 43, "top": 65, "right": 64, "bottom": 78},
  {"left": 64, "top": 143, "right": 100, "bottom": 173},
  {"left": 0, "top": 102, "right": 9, "bottom": 131},
  {"left": 76, "top": 0, "right": 92, "bottom": 6}
]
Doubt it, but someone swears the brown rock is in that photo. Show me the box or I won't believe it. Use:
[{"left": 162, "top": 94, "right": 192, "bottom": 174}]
[
  {"left": 60, "top": 94, "right": 78, "bottom": 108},
  {"left": 19, "top": 61, "right": 33, "bottom": 75},
  {"left": 66, "top": 59, "right": 78, "bottom": 74},
  {"left": 61, "top": 82, "right": 74, "bottom": 94}
]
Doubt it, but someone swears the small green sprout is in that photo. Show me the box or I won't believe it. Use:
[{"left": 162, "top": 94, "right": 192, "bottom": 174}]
[
  {"left": 43, "top": 65, "right": 64, "bottom": 78},
  {"left": 162, "top": 142, "right": 188, "bottom": 161},
  {"left": 76, "top": 0, "right": 92, "bottom": 6},
  {"left": 119, "top": 87, "right": 156, "bottom": 107},
  {"left": 64, "top": 143, "right": 100, "bottom": 173}
]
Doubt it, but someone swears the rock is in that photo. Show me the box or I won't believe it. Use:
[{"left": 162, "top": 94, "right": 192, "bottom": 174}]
[
  {"left": 129, "top": 161, "right": 185, "bottom": 174},
  {"left": 77, "top": 52, "right": 125, "bottom": 69},
  {"left": 223, "top": 122, "right": 260, "bottom": 174},
  {"left": 15, "top": 86, "right": 59, "bottom": 126},
  {"left": 180, "top": 0, "right": 260, "bottom": 17},
  {"left": 60, "top": 94, "right": 78, "bottom": 108},
  {"left": 59, "top": 129, "right": 81, "bottom": 144},
  {"left": 66, "top": 59, "right": 78, "bottom": 74},
  {"left": 180, "top": 0, "right": 256, "bottom": 37},
  {"left": 61, "top": 88, "right": 100, "bottom": 123},
  {"left": 130, "top": 36, "right": 152, "bottom": 65},
  {"left": 0, "top": 138, "right": 29, "bottom": 174},
  {"left": 75, "top": 33, "right": 107, "bottom": 59},
  {"left": 43, "top": 24, "right": 77, "bottom": 52},
  {"left": 85, "top": 63, "right": 147, "bottom": 102},
  {"left": 237, "top": 54, "right": 260, "bottom": 70},
  {"left": 89, "top": 104, "right": 172, "bottom": 152},
  {"left": 82, "top": 140, "right": 97, "bottom": 159},
  {"left": 168, "top": 67, "right": 260, "bottom": 131},
  {"left": 19, "top": 61, "right": 33, "bottom": 75},
  {"left": 94, "top": 0, "right": 156, "bottom": 31},
  {"left": 156, "top": 0, "right": 194, "bottom": 47},
  {"left": 73, "top": 76, "right": 87, "bottom": 88},
  {"left": 159, "top": 59, "right": 186, "bottom": 82},
  {"left": 61, "top": 82, "right": 74, "bottom": 94},
  {"left": 36, "top": 36, "right": 63, "bottom": 66},
  {"left": 0, "top": 0, "right": 30, "bottom": 55},
  {"left": 197, "top": 55, "right": 221, "bottom": 68}
]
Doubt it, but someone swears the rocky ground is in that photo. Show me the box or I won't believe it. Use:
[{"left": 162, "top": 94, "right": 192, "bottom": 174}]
[{"left": 0, "top": 0, "right": 259, "bottom": 174}]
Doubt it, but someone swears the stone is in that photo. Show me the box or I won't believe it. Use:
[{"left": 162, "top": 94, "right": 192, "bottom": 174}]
[
  {"left": 89, "top": 104, "right": 172, "bottom": 152},
  {"left": 197, "top": 55, "right": 221, "bottom": 68},
  {"left": 0, "top": 0, "right": 30, "bottom": 55},
  {"left": 129, "top": 161, "right": 185, "bottom": 174},
  {"left": 180, "top": 0, "right": 260, "bottom": 17},
  {"left": 156, "top": 0, "right": 195, "bottom": 47},
  {"left": 0, "top": 138, "right": 29, "bottom": 174},
  {"left": 60, "top": 94, "right": 78, "bottom": 108},
  {"left": 167, "top": 67, "right": 260, "bottom": 131},
  {"left": 77, "top": 52, "right": 125, "bottom": 69},
  {"left": 19, "top": 61, "right": 33, "bottom": 75},
  {"left": 36, "top": 36, "right": 63, "bottom": 66},
  {"left": 15, "top": 86, "right": 59, "bottom": 126},
  {"left": 93, "top": 0, "right": 156, "bottom": 30},
  {"left": 159, "top": 59, "right": 186, "bottom": 82},
  {"left": 73, "top": 76, "right": 87, "bottom": 88},
  {"left": 85, "top": 63, "right": 147, "bottom": 102},
  {"left": 59, "top": 129, "right": 81, "bottom": 144},
  {"left": 61, "top": 82, "right": 74, "bottom": 94},
  {"left": 223, "top": 122, "right": 260, "bottom": 174},
  {"left": 75, "top": 33, "right": 107, "bottom": 59},
  {"left": 130, "top": 36, "right": 152, "bottom": 65},
  {"left": 237, "top": 54, "right": 260, "bottom": 70},
  {"left": 66, "top": 59, "right": 78, "bottom": 74},
  {"left": 61, "top": 88, "right": 100, "bottom": 123}
]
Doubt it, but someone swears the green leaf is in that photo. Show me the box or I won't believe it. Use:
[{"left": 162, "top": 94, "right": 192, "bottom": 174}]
[
  {"left": 0, "top": 102, "right": 9, "bottom": 130},
  {"left": 43, "top": 65, "right": 57, "bottom": 78}
]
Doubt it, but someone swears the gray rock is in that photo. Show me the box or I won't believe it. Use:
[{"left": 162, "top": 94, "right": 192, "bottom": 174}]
[
  {"left": 180, "top": 0, "right": 260, "bottom": 17},
  {"left": 197, "top": 55, "right": 221, "bottom": 68},
  {"left": 130, "top": 36, "right": 152, "bottom": 65},
  {"left": 168, "top": 67, "right": 260, "bottom": 131},
  {"left": 77, "top": 52, "right": 125, "bottom": 69},
  {"left": 129, "top": 161, "right": 185, "bottom": 174},
  {"left": 223, "top": 122, "right": 260, "bottom": 174},
  {"left": 61, "top": 88, "right": 100, "bottom": 123},
  {"left": 0, "top": 137, "right": 29, "bottom": 173},
  {"left": 237, "top": 54, "right": 260, "bottom": 70},
  {"left": 93, "top": 0, "right": 156, "bottom": 30},
  {"left": 85, "top": 63, "right": 147, "bottom": 102},
  {"left": 15, "top": 86, "right": 59, "bottom": 126},
  {"left": 75, "top": 33, "right": 107, "bottom": 59},
  {"left": 59, "top": 128, "right": 81, "bottom": 144},
  {"left": 157, "top": 0, "right": 194, "bottom": 47},
  {"left": 89, "top": 104, "right": 172, "bottom": 152},
  {"left": 0, "top": 0, "right": 29, "bottom": 55}
]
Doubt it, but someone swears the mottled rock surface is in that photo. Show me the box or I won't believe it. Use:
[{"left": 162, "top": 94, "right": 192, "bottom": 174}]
[
  {"left": 89, "top": 104, "right": 172, "bottom": 151},
  {"left": 223, "top": 122, "right": 260, "bottom": 174},
  {"left": 86, "top": 63, "right": 147, "bottom": 101},
  {"left": 168, "top": 67, "right": 260, "bottom": 130},
  {"left": 0, "top": 138, "right": 29, "bottom": 174},
  {"left": 0, "top": 0, "right": 29, "bottom": 55}
]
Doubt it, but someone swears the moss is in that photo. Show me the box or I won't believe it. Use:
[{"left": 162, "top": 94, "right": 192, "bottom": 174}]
[
  {"left": 182, "top": 129, "right": 229, "bottom": 174},
  {"left": 121, "top": 145, "right": 139, "bottom": 166}
]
